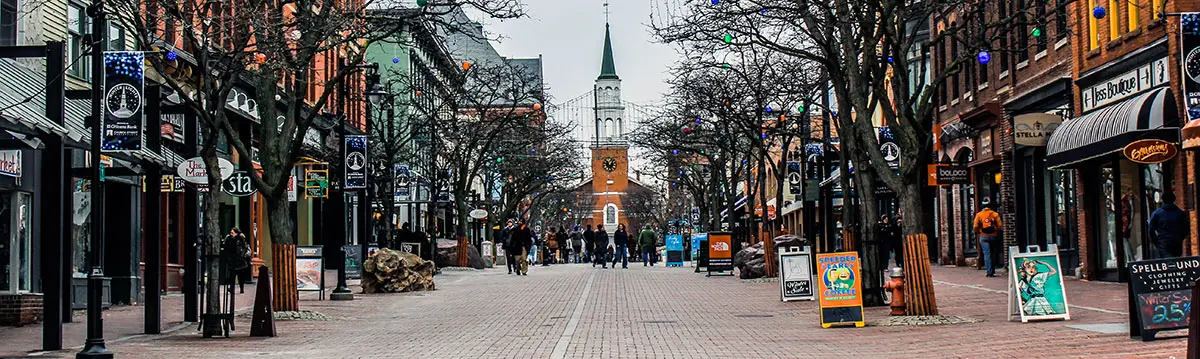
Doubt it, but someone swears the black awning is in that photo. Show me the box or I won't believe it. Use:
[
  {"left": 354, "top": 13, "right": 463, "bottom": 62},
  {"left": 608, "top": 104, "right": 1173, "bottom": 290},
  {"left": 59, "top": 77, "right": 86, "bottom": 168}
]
[{"left": 1046, "top": 87, "right": 1178, "bottom": 168}]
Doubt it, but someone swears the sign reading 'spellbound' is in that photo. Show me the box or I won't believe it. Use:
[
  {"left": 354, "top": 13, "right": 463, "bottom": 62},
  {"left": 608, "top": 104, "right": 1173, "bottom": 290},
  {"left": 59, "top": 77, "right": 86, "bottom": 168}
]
[
  {"left": 1123, "top": 139, "right": 1177, "bottom": 164},
  {"left": 1128, "top": 256, "right": 1200, "bottom": 341}
]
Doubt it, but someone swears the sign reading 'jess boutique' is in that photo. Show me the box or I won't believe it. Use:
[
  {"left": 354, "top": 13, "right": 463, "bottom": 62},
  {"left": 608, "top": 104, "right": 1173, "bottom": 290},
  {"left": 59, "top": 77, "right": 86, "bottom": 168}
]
[
  {"left": 1123, "top": 139, "right": 1178, "bottom": 164},
  {"left": 1081, "top": 58, "right": 1169, "bottom": 112}
]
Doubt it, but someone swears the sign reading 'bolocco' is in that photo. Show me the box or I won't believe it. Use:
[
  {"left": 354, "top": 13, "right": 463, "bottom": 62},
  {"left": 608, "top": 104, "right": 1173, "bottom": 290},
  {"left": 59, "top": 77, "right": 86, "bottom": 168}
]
[{"left": 1123, "top": 139, "right": 1178, "bottom": 164}]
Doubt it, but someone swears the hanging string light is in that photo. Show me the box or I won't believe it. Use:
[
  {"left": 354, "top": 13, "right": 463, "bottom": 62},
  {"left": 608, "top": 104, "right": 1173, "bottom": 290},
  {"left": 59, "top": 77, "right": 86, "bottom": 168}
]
[
  {"left": 977, "top": 51, "right": 991, "bottom": 65},
  {"left": 1093, "top": 5, "right": 1106, "bottom": 19}
]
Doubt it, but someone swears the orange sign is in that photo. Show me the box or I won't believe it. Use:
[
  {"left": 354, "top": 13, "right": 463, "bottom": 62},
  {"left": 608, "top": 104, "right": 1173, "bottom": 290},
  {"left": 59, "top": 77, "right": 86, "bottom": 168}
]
[
  {"left": 816, "top": 251, "right": 865, "bottom": 328},
  {"left": 1123, "top": 139, "right": 1177, "bottom": 164},
  {"left": 707, "top": 232, "right": 734, "bottom": 273}
]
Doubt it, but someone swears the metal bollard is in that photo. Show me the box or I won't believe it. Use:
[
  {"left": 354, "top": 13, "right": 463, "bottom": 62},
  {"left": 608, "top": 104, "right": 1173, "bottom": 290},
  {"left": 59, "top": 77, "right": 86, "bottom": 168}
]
[{"left": 883, "top": 267, "right": 907, "bottom": 316}]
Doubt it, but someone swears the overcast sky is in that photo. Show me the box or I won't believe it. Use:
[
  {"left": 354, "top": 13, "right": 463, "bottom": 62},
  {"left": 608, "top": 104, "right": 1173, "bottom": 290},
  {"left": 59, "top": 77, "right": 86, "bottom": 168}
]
[{"left": 473, "top": 0, "right": 678, "bottom": 105}]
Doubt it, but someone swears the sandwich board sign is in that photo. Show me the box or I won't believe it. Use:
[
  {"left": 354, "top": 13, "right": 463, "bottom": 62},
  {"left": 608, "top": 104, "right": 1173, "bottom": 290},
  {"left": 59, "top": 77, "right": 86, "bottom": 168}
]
[
  {"left": 816, "top": 251, "right": 864, "bottom": 328},
  {"left": 1007, "top": 244, "right": 1071, "bottom": 323},
  {"left": 779, "top": 246, "right": 814, "bottom": 302},
  {"left": 706, "top": 232, "right": 734, "bottom": 277},
  {"left": 1127, "top": 255, "right": 1200, "bottom": 341}
]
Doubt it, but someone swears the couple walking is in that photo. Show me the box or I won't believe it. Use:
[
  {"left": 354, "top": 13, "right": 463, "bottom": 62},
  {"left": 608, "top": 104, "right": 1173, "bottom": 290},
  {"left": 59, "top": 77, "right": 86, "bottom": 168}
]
[
  {"left": 500, "top": 220, "right": 533, "bottom": 275},
  {"left": 584, "top": 224, "right": 658, "bottom": 269}
]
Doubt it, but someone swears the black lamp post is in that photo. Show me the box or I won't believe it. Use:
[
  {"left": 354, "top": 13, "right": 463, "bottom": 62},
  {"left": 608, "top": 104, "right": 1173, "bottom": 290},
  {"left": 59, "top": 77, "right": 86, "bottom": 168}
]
[
  {"left": 78, "top": 0, "right": 112, "bottom": 356},
  {"left": 331, "top": 62, "right": 379, "bottom": 301}
]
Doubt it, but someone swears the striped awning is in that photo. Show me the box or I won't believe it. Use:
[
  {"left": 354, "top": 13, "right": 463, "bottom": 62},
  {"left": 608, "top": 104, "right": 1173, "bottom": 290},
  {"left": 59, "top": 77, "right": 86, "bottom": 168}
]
[{"left": 1046, "top": 87, "right": 1178, "bottom": 168}]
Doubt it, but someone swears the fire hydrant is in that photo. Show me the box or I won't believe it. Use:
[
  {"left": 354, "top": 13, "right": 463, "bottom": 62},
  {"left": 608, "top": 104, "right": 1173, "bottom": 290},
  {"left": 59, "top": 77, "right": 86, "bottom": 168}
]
[{"left": 882, "top": 267, "right": 906, "bottom": 316}]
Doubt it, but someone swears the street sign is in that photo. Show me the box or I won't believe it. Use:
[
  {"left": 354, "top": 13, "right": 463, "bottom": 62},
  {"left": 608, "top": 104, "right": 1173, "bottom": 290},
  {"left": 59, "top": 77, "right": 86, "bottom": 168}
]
[
  {"left": 304, "top": 169, "right": 329, "bottom": 198},
  {"left": 221, "top": 170, "right": 258, "bottom": 197},
  {"left": 469, "top": 209, "right": 488, "bottom": 219},
  {"left": 177, "top": 157, "right": 235, "bottom": 184}
]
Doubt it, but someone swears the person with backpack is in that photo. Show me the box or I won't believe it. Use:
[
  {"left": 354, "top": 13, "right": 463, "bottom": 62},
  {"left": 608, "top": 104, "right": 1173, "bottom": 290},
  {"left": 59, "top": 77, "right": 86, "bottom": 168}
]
[
  {"left": 973, "top": 199, "right": 1003, "bottom": 277},
  {"left": 638, "top": 224, "right": 658, "bottom": 266}
]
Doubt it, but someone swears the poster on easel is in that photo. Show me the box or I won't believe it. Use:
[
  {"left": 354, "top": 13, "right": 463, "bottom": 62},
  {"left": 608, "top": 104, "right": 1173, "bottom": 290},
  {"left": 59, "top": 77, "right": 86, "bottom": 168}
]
[
  {"left": 296, "top": 246, "right": 325, "bottom": 300},
  {"left": 1127, "top": 256, "right": 1200, "bottom": 341},
  {"left": 1007, "top": 244, "right": 1070, "bottom": 322},
  {"left": 779, "top": 246, "right": 814, "bottom": 302},
  {"left": 691, "top": 233, "right": 707, "bottom": 268},
  {"left": 817, "top": 252, "right": 864, "bottom": 328}
]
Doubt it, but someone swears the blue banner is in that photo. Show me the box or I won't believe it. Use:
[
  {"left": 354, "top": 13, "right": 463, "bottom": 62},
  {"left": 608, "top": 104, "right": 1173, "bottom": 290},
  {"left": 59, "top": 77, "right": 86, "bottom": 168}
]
[{"left": 102, "top": 51, "right": 145, "bottom": 152}]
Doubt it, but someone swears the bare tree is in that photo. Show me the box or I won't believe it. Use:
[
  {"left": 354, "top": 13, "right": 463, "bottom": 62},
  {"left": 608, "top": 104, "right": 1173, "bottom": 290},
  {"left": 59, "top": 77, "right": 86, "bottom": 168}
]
[{"left": 109, "top": 0, "right": 525, "bottom": 317}]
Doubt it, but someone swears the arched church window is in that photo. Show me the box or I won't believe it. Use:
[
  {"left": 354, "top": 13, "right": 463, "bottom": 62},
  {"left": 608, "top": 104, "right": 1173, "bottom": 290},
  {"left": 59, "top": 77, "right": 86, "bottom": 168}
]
[
  {"left": 605, "top": 118, "right": 614, "bottom": 138},
  {"left": 616, "top": 118, "right": 623, "bottom": 137},
  {"left": 604, "top": 203, "right": 618, "bottom": 226}
]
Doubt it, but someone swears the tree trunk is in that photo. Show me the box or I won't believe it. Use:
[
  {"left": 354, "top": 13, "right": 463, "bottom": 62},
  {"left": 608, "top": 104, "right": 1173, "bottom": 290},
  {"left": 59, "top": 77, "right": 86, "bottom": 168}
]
[
  {"left": 266, "top": 192, "right": 298, "bottom": 312},
  {"left": 854, "top": 170, "right": 886, "bottom": 307},
  {"left": 201, "top": 146, "right": 224, "bottom": 337},
  {"left": 455, "top": 190, "right": 470, "bottom": 267},
  {"left": 898, "top": 181, "right": 937, "bottom": 315}
]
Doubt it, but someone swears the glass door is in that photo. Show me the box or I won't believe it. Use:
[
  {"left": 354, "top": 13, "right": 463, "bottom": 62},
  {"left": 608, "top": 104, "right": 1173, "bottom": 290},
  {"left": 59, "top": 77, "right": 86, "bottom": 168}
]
[{"left": 1099, "top": 165, "right": 1119, "bottom": 273}]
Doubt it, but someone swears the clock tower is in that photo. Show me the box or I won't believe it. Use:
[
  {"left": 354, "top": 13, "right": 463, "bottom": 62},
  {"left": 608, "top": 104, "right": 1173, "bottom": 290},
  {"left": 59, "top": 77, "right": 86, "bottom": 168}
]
[{"left": 591, "top": 23, "right": 629, "bottom": 233}]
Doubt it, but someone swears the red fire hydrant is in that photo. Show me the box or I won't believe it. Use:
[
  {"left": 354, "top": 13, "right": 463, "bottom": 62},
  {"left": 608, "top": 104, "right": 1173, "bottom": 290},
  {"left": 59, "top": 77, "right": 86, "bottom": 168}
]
[{"left": 883, "top": 267, "right": 906, "bottom": 316}]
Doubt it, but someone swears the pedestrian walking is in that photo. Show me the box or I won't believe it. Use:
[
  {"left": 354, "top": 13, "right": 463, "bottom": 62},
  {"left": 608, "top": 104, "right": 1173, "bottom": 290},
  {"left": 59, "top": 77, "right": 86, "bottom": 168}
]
[
  {"left": 594, "top": 226, "right": 610, "bottom": 269},
  {"left": 612, "top": 224, "right": 630, "bottom": 269},
  {"left": 584, "top": 225, "right": 596, "bottom": 266},
  {"left": 544, "top": 227, "right": 558, "bottom": 265},
  {"left": 570, "top": 226, "right": 584, "bottom": 263},
  {"left": 877, "top": 215, "right": 902, "bottom": 268},
  {"left": 500, "top": 220, "right": 518, "bottom": 274},
  {"left": 512, "top": 222, "right": 533, "bottom": 275},
  {"left": 221, "top": 228, "right": 252, "bottom": 293},
  {"left": 973, "top": 199, "right": 1003, "bottom": 277},
  {"left": 638, "top": 224, "right": 657, "bottom": 266},
  {"left": 1149, "top": 192, "right": 1188, "bottom": 259}
]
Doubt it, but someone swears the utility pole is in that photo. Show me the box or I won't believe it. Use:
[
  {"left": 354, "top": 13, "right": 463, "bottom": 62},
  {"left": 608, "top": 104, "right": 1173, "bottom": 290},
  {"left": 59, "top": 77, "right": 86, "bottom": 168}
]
[{"left": 78, "top": 0, "right": 112, "bottom": 356}]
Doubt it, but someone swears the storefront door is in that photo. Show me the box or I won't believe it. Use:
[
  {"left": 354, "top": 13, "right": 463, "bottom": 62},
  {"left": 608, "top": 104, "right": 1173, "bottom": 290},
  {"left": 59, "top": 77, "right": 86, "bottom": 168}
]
[
  {"left": 0, "top": 192, "right": 31, "bottom": 293},
  {"left": 959, "top": 183, "right": 977, "bottom": 257}
]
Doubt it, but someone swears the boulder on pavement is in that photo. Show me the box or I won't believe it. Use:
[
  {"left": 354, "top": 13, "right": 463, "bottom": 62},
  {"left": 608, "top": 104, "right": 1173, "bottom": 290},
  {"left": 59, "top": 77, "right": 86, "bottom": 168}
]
[
  {"left": 773, "top": 234, "right": 806, "bottom": 250},
  {"left": 361, "top": 248, "right": 436, "bottom": 293},
  {"left": 434, "top": 238, "right": 486, "bottom": 269},
  {"left": 734, "top": 242, "right": 767, "bottom": 279}
]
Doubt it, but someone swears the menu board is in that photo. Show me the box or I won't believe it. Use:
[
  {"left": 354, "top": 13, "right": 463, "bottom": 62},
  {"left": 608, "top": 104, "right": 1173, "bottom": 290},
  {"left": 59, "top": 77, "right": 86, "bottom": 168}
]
[
  {"left": 706, "top": 232, "right": 734, "bottom": 276},
  {"left": 779, "top": 246, "right": 814, "bottom": 302},
  {"left": 295, "top": 246, "right": 324, "bottom": 292},
  {"left": 816, "top": 252, "right": 864, "bottom": 328},
  {"left": 1128, "top": 256, "right": 1200, "bottom": 340}
]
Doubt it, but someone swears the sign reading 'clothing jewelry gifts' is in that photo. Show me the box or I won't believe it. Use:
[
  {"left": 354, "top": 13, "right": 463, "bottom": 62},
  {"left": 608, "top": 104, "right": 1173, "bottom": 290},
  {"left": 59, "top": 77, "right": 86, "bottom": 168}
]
[
  {"left": 102, "top": 51, "right": 145, "bottom": 152},
  {"left": 344, "top": 135, "right": 367, "bottom": 189}
]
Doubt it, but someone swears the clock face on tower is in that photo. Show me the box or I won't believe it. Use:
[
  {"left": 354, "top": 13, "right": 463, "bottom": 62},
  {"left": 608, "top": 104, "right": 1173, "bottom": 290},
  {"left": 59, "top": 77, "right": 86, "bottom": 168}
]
[{"left": 603, "top": 157, "right": 617, "bottom": 172}]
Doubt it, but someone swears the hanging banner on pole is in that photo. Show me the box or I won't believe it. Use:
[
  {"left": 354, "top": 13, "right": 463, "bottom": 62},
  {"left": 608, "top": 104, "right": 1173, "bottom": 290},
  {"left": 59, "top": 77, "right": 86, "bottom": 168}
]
[
  {"left": 787, "top": 161, "right": 802, "bottom": 200},
  {"left": 1180, "top": 13, "right": 1200, "bottom": 148},
  {"left": 102, "top": 51, "right": 145, "bottom": 152},
  {"left": 345, "top": 135, "right": 367, "bottom": 189}
]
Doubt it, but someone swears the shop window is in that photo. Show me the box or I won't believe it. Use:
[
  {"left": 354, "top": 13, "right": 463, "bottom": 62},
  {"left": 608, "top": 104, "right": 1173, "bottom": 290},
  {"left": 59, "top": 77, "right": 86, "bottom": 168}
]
[
  {"left": 0, "top": 192, "right": 30, "bottom": 292},
  {"left": 0, "top": 0, "right": 16, "bottom": 46},
  {"left": 1048, "top": 170, "right": 1077, "bottom": 250},
  {"left": 72, "top": 178, "right": 92, "bottom": 278},
  {"left": 1099, "top": 166, "right": 1119, "bottom": 270}
]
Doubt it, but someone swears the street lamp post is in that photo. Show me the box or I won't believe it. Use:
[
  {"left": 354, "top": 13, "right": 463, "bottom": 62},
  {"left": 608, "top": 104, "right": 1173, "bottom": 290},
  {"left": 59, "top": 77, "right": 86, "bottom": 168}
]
[
  {"left": 78, "top": 0, "right": 112, "bottom": 356},
  {"left": 331, "top": 61, "right": 379, "bottom": 301}
]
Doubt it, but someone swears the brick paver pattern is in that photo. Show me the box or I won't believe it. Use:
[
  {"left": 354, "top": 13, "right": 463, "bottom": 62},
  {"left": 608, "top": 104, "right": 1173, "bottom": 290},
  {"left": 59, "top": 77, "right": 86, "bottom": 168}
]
[{"left": 1, "top": 265, "right": 1188, "bottom": 358}]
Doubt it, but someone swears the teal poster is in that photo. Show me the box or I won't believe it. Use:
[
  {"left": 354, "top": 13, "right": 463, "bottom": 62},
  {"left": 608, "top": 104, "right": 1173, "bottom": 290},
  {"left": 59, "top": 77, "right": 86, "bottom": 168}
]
[{"left": 1010, "top": 252, "right": 1070, "bottom": 321}]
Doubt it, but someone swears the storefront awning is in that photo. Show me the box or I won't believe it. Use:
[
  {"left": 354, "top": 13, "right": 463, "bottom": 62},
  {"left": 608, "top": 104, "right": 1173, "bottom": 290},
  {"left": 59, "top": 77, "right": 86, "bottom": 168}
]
[
  {"left": 0, "top": 59, "right": 72, "bottom": 136},
  {"left": 1046, "top": 87, "right": 1178, "bottom": 169}
]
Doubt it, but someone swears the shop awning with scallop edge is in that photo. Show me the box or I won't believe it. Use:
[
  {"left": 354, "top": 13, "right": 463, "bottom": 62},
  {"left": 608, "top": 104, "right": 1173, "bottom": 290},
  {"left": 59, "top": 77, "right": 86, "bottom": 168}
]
[{"left": 1046, "top": 87, "right": 1178, "bottom": 169}]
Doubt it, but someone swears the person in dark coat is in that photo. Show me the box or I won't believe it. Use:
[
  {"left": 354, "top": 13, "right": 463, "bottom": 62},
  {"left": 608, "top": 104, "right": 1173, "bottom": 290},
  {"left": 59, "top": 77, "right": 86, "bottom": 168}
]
[
  {"left": 221, "top": 227, "right": 252, "bottom": 293},
  {"left": 594, "top": 226, "right": 610, "bottom": 269},
  {"left": 511, "top": 222, "right": 533, "bottom": 275},
  {"left": 876, "top": 215, "right": 903, "bottom": 268},
  {"left": 500, "top": 220, "right": 517, "bottom": 274},
  {"left": 1149, "top": 192, "right": 1188, "bottom": 258},
  {"left": 584, "top": 225, "right": 596, "bottom": 266},
  {"left": 612, "top": 224, "right": 630, "bottom": 269}
]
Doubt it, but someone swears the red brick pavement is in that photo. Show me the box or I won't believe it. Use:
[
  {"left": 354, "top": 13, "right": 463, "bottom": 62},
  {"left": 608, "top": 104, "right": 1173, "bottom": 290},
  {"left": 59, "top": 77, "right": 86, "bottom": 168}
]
[{"left": 0, "top": 265, "right": 1188, "bottom": 358}]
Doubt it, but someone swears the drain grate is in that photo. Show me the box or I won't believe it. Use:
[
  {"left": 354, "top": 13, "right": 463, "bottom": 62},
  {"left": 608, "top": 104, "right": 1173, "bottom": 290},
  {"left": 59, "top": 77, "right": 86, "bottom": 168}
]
[
  {"left": 733, "top": 314, "right": 775, "bottom": 318},
  {"left": 639, "top": 320, "right": 678, "bottom": 324}
]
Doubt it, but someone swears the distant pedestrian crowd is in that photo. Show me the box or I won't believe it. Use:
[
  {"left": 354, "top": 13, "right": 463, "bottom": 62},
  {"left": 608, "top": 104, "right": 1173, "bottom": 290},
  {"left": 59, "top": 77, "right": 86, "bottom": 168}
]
[{"left": 496, "top": 220, "right": 662, "bottom": 275}]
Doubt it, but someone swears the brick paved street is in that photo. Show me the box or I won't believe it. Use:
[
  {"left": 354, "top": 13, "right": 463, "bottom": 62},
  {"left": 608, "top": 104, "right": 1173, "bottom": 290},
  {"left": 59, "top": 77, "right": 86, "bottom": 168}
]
[{"left": 2, "top": 265, "right": 1189, "bottom": 358}]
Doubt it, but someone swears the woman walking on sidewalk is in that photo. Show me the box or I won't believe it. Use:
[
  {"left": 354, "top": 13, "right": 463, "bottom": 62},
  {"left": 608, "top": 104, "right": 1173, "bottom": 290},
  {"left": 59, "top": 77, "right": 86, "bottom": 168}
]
[
  {"left": 612, "top": 224, "right": 629, "bottom": 269},
  {"left": 594, "top": 226, "right": 610, "bottom": 268}
]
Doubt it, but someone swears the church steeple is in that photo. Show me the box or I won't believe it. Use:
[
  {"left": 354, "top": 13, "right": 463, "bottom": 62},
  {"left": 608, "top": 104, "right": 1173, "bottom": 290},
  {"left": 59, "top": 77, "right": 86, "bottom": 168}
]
[{"left": 598, "top": 24, "right": 619, "bottom": 80}]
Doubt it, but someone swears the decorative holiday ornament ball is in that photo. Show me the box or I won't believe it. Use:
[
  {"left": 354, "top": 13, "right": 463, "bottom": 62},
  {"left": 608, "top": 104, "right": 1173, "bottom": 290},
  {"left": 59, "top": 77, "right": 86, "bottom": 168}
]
[
  {"left": 255, "top": 53, "right": 266, "bottom": 63},
  {"left": 711, "top": 0, "right": 718, "bottom": 4},
  {"left": 166, "top": 51, "right": 178, "bottom": 61},
  {"left": 695, "top": 117, "right": 703, "bottom": 124},
  {"left": 1093, "top": 6, "right": 1106, "bottom": 19},
  {"left": 977, "top": 51, "right": 991, "bottom": 65},
  {"left": 887, "top": 56, "right": 894, "bottom": 63},
  {"left": 1032, "top": 28, "right": 1042, "bottom": 37},
  {"left": 682, "top": 126, "right": 693, "bottom": 134},
  {"left": 765, "top": 106, "right": 773, "bottom": 113},
  {"left": 462, "top": 61, "right": 472, "bottom": 70},
  {"left": 532, "top": 103, "right": 543, "bottom": 111},
  {"left": 393, "top": 57, "right": 400, "bottom": 64},
  {"left": 724, "top": 34, "right": 732, "bottom": 44},
  {"left": 797, "top": 105, "right": 806, "bottom": 113},
  {"left": 417, "top": 0, "right": 429, "bottom": 6},
  {"left": 415, "top": 90, "right": 422, "bottom": 96},
  {"left": 672, "top": 149, "right": 679, "bottom": 155}
]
